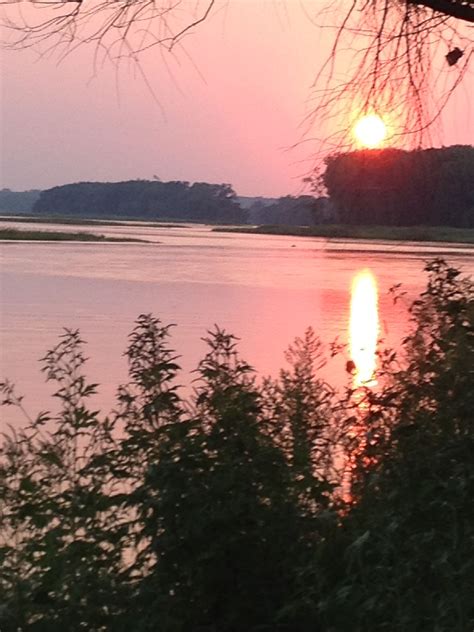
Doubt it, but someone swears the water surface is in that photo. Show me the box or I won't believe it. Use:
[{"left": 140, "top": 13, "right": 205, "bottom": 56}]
[{"left": 1, "top": 223, "right": 473, "bottom": 420}]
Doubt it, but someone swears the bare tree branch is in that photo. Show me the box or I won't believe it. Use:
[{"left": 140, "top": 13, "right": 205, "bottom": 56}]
[
  {"left": 1, "top": 0, "right": 471, "bottom": 150},
  {"left": 1, "top": 1, "right": 218, "bottom": 61},
  {"left": 410, "top": 0, "right": 474, "bottom": 23},
  {"left": 302, "top": 0, "right": 472, "bottom": 155}
]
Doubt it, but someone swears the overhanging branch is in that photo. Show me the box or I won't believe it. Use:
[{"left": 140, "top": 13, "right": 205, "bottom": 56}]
[{"left": 409, "top": 0, "right": 474, "bottom": 23}]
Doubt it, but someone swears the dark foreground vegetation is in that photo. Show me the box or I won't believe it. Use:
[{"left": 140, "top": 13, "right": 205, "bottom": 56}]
[
  {"left": 1, "top": 260, "right": 473, "bottom": 631},
  {"left": 0, "top": 228, "right": 146, "bottom": 242},
  {"left": 215, "top": 223, "right": 474, "bottom": 245}
]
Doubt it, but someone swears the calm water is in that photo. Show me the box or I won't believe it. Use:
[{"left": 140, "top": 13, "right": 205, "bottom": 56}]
[{"left": 1, "top": 222, "right": 473, "bottom": 420}]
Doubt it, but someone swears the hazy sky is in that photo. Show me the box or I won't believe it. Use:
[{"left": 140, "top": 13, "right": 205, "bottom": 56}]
[{"left": 1, "top": 1, "right": 473, "bottom": 196}]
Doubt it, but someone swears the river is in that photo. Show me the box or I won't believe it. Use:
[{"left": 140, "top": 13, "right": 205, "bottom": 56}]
[{"left": 1, "top": 221, "right": 473, "bottom": 421}]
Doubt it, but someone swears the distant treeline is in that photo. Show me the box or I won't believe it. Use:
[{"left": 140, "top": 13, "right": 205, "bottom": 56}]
[
  {"left": 0, "top": 188, "right": 41, "bottom": 214},
  {"left": 324, "top": 144, "right": 474, "bottom": 227},
  {"left": 33, "top": 180, "right": 247, "bottom": 224},
  {"left": 32, "top": 180, "right": 334, "bottom": 225},
  {"left": 246, "top": 195, "right": 335, "bottom": 226},
  {"left": 9, "top": 144, "right": 474, "bottom": 227}
]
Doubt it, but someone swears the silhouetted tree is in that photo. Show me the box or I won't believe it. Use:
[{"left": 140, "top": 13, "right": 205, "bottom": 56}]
[{"left": 323, "top": 145, "right": 474, "bottom": 226}]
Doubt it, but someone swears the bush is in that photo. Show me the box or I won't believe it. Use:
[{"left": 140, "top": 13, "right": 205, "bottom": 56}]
[{"left": 1, "top": 259, "right": 472, "bottom": 631}]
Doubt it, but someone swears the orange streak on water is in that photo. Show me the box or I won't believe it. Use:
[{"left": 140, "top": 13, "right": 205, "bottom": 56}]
[{"left": 349, "top": 270, "right": 379, "bottom": 387}]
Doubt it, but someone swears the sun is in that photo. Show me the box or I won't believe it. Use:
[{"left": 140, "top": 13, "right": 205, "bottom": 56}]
[{"left": 353, "top": 114, "right": 387, "bottom": 148}]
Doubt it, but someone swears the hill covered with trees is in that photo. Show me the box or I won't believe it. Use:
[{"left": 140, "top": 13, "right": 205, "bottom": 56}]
[
  {"left": 323, "top": 145, "right": 474, "bottom": 227},
  {"left": 33, "top": 180, "right": 247, "bottom": 224}
]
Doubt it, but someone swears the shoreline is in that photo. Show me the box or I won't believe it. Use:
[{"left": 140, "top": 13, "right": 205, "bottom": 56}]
[
  {"left": 2, "top": 217, "right": 473, "bottom": 247},
  {"left": 0, "top": 228, "right": 148, "bottom": 243},
  {"left": 0, "top": 215, "right": 188, "bottom": 229},
  {"left": 212, "top": 224, "right": 474, "bottom": 246}
]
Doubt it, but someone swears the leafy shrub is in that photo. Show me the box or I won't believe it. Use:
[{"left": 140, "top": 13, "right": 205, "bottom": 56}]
[{"left": 1, "top": 259, "right": 472, "bottom": 631}]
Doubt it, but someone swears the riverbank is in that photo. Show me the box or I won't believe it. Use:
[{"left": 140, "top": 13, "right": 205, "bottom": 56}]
[
  {"left": 0, "top": 215, "right": 186, "bottom": 228},
  {"left": 213, "top": 224, "right": 474, "bottom": 245},
  {"left": 0, "top": 228, "right": 147, "bottom": 242}
]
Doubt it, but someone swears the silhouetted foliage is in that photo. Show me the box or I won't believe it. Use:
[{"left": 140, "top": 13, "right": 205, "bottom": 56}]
[
  {"left": 323, "top": 145, "right": 474, "bottom": 226},
  {"left": 310, "top": 259, "right": 474, "bottom": 630},
  {"left": 1, "top": 260, "right": 473, "bottom": 630},
  {"left": 33, "top": 180, "right": 247, "bottom": 224},
  {"left": 247, "top": 195, "right": 336, "bottom": 226}
]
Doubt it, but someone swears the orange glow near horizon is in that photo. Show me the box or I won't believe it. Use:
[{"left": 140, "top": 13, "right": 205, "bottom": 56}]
[
  {"left": 353, "top": 114, "right": 387, "bottom": 148},
  {"left": 349, "top": 270, "right": 379, "bottom": 387}
]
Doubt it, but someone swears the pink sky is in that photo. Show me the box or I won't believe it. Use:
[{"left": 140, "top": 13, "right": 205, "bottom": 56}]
[{"left": 1, "top": 1, "right": 472, "bottom": 197}]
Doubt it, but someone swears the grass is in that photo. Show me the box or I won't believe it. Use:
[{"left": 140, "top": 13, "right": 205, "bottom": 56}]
[
  {"left": 0, "top": 228, "right": 148, "bottom": 242},
  {"left": 213, "top": 224, "right": 474, "bottom": 245},
  {"left": 0, "top": 215, "right": 187, "bottom": 228},
  {"left": 3, "top": 217, "right": 473, "bottom": 245}
]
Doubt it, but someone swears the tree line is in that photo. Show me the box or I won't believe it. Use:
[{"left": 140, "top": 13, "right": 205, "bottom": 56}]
[
  {"left": 0, "top": 189, "right": 41, "bottom": 214},
  {"left": 32, "top": 180, "right": 334, "bottom": 225},
  {"left": 8, "top": 144, "right": 474, "bottom": 227},
  {"left": 246, "top": 195, "right": 335, "bottom": 226},
  {"left": 33, "top": 180, "right": 247, "bottom": 224},
  {"left": 323, "top": 144, "right": 474, "bottom": 227},
  {"left": 1, "top": 260, "right": 473, "bottom": 631}
]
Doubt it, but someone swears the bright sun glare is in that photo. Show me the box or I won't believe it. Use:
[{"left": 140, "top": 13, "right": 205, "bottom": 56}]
[
  {"left": 349, "top": 270, "right": 379, "bottom": 387},
  {"left": 353, "top": 114, "right": 387, "bottom": 148}
]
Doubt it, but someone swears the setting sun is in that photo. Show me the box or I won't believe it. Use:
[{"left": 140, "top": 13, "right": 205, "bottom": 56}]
[{"left": 353, "top": 114, "right": 387, "bottom": 148}]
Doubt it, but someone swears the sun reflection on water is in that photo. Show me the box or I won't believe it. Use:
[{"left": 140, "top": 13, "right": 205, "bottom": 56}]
[{"left": 349, "top": 269, "right": 379, "bottom": 387}]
